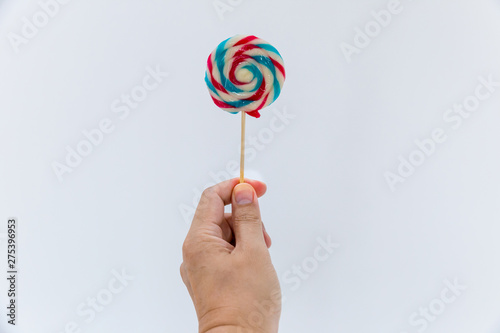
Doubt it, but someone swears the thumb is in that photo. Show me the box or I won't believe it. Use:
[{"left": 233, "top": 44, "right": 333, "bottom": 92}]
[{"left": 231, "top": 183, "right": 267, "bottom": 251}]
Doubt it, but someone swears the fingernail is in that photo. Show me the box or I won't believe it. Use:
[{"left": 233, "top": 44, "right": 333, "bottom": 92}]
[{"left": 234, "top": 183, "right": 254, "bottom": 205}]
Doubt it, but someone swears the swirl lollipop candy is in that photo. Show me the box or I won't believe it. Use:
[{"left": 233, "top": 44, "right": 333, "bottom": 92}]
[
  {"left": 205, "top": 35, "right": 286, "bottom": 182},
  {"left": 205, "top": 35, "right": 285, "bottom": 118}
]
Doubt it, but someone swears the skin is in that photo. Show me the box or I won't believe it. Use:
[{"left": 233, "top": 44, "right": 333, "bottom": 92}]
[{"left": 181, "top": 178, "right": 281, "bottom": 333}]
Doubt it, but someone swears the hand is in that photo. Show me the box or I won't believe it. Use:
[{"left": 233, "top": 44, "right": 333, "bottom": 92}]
[{"left": 181, "top": 178, "right": 281, "bottom": 333}]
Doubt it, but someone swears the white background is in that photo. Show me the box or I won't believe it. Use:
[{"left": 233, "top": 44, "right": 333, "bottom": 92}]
[{"left": 1, "top": 0, "right": 500, "bottom": 332}]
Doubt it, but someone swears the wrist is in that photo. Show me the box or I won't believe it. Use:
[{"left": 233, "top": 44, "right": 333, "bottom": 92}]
[
  {"left": 198, "top": 308, "right": 246, "bottom": 333},
  {"left": 203, "top": 325, "right": 248, "bottom": 333},
  {"left": 204, "top": 326, "right": 269, "bottom": 333},
  {"left": 199, "top": 308, "right": 270, "bottom": 333}
]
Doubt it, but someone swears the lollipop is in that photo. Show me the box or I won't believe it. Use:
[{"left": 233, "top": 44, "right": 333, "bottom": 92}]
[{"left": 205, "top": 35, "right": 286, "bottom": 182}]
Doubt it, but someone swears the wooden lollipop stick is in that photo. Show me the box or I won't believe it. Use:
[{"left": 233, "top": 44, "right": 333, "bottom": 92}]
[{"left": 240, "top": 111, "right": 246, "bottom": 183}]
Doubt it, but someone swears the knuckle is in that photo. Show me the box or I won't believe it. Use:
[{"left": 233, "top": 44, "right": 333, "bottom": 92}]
[
  {"left": 199, "top": 188, "right": 216, "bottom": 207},
  {"left": 201, "top": 187, "right": 215, "bottom": 198},
  {"left": 182, "top": 238, "right": 206, "bottom": 265},
  {"left": 182, "top": 240, "right": 195, "bottom": 259},
  {"left": 233, "top": 213, "right": 262, "bottom": 225}
]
